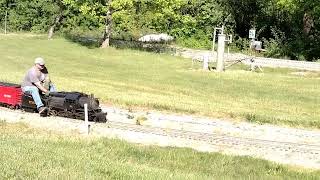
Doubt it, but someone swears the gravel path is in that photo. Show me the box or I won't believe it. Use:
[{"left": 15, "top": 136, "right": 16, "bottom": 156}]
[
  {"left": 1, "top": 106, "right": 320, "bottom": 169},
  {"left": 175, "top": 48, "right": 320, "bottom": 71}
]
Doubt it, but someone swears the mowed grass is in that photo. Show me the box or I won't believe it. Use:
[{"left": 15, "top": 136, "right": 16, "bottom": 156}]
[
  {"left": 0, "top": 34, "right": 319, "bottom": 128},
  {"left": 1, "top": 121, "right": 320, "bottom": 179}
]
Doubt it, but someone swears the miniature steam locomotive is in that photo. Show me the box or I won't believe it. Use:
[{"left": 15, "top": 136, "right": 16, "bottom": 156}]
[{"left": 0, "top": 82, "right": 107, "bottom": 122}]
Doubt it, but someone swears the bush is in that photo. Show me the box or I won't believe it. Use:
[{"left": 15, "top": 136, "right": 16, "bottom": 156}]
[
  {"left": 231, "top": 36, "right": 250, "bottom": 51},
  {"left": 175, "top": 30, "right": 211, "bottom": 49},
  {"left": 262, "top": 27, "right": 291, "bottom": 59}
]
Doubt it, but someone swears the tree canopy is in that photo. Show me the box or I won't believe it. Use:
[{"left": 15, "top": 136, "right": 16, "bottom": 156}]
[{"left": 0, "top": 0, "right": 319, "bottom": 60}]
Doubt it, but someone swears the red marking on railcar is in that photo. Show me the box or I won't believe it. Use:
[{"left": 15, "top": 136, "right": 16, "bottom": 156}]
[{"left": 0, "top": 82, "right": 22, "bottom": 107}]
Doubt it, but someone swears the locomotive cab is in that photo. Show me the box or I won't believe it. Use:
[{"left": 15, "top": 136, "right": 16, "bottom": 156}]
[{"left": 21, "top": 92, "right": 50, "bottom": 116}]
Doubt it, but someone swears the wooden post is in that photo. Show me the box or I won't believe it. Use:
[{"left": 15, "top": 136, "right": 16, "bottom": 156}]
[{"left": 212, "top": 31, "right": 216, "bottom": 54}]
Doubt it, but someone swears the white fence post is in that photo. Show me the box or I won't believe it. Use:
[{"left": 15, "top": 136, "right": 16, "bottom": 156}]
[
  {"left": 84, "top": 104, "right": 89, "bottom": 135},
  {"left": 203, "top": 55, "right": 209, "bottom": 70}
]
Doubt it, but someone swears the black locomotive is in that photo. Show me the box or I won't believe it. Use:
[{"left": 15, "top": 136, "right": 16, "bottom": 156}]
[{"left": 21, "top": 91, "right": 107, "bottom": 122}]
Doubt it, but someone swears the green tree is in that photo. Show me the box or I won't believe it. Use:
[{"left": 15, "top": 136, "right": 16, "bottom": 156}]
[{"left": 6, "top": 0, "right": 58, "bottom": 32}]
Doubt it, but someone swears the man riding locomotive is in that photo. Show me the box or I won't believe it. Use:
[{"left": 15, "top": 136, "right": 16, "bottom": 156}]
[{"left": 21, "top": 57, "right": 55, "bottom": 114}]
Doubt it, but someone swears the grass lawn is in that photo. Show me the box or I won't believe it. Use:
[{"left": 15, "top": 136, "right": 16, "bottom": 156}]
[
  {"left": 0, "top": 34, "right": 319, "bottom": 128},
  {"left": 1, "top": 121, "right": 320, "bottom": 179}
]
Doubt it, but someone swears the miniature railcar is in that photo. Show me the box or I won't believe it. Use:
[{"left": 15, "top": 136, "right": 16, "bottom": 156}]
[{"left": 0, "top": 82, "right": 107, "bottom": 122}]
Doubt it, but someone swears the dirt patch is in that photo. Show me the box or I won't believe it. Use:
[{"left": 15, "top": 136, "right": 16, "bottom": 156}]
[{"left": 1, "top": 106, "right": 320, "bottom": 169}]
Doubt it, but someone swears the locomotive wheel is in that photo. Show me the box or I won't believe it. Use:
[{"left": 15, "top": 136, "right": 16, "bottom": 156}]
[
  {"left": 49, "top": 109, "right": 58, "bottom": 116},
  {"left": 39, "top": 108, "right": 49, "bottom": 117}
]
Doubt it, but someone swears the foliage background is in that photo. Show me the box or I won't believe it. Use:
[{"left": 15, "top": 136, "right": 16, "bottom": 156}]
[{"left": 0, "top": 0, "right": 319, "bottom": 61}]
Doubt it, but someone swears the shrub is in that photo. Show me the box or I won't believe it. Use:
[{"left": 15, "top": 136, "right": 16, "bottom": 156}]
[{"left": 175, "top": 30, "right": 211, "bottom": 49}]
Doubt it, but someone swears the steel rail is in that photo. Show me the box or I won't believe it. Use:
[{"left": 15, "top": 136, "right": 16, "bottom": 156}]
[{"left": 108, "top": 121, "right": 320, "bottom": 155}]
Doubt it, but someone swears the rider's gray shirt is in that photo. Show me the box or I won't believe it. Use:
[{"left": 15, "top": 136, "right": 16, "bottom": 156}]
[{"left": 21, "top": 67, "right": 45, "bottom": 87}]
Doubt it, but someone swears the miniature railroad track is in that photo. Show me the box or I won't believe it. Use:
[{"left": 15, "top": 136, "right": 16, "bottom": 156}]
[
  {"left": 1, "top": 106, "right": 320, "bottom": 167},
  {"left": 108, "top": 121, "right": 320, "bottom": 155}
]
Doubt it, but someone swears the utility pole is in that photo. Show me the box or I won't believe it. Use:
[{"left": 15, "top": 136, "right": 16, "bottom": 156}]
[
  {"left": 216, "top": 34, "right": 226, "bottom": 72},
  {"left": 216, "top": 33, "right": 233, "bottom": 72},
  {"left": 212, "top": 26, "right": 224, "bottom": 55}
]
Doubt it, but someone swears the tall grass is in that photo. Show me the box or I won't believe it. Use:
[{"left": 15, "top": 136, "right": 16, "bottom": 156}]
[
  {"left": 0, "top": 34, "right": 319, "bottom": 128},
  {"left": 1, "top": 121, "right": 320, "bottom": 179}
]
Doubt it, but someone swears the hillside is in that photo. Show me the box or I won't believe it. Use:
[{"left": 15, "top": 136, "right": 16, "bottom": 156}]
[{"left": 0, "top": 34, "right": 319, "bottom": 129}]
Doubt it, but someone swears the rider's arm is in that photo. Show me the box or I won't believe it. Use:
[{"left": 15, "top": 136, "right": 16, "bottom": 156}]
[
  {"left": 34, "top": 81, "right": 48, "bottom": 93},
  {"left": 29, "top": 70, "right": 48, "bottom": 93}
]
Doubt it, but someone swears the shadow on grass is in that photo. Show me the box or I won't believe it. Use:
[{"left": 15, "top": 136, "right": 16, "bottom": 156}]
[
  {"left": 110, "top": 39, "right": 176, "bottom": 54},
  {"left": 63, "top": 32, "right": 176, "bottom": 54},
  {"left": 63, "top": 33, "right": 101, "bottom": 49}
]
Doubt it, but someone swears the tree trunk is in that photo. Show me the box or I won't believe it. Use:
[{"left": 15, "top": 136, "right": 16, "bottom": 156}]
[
  {"left": 101, "top": 2, "right": 112, "bottom": 48},
  {"left": 48, "top": 13, "right": 62, "bottom": 40},
  {"left": 4, "top": 9, "right": 7, "bottom": 34},
  {"left": 303, "top": 12, "right": 314, "bottom": 35}
]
